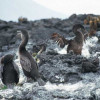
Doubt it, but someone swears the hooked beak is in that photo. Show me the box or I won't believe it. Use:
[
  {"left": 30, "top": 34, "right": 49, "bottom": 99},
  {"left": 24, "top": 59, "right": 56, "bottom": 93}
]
[
  {"left": 16, "top": 30, "right": 22, "bottom": 38},
  {"left": 77, "top": 28, "right": 88, "bottom": 34}
]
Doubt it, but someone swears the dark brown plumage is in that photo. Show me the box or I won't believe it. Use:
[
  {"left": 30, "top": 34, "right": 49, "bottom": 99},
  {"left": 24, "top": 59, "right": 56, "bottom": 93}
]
[
  {"left": 0, "top": 54, "right": 19, "bottom": 88},
  {"left": 18, "top": 29, "right": 45, "bottom": 86},
  {"left": 51, "top": 24, "right": 87, "bottom": 55}
]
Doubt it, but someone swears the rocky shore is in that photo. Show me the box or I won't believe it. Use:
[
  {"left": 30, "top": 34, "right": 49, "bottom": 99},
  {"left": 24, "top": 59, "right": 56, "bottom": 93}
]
[{"left": 0, "top": 14, "right": 100, "bottom": 100}]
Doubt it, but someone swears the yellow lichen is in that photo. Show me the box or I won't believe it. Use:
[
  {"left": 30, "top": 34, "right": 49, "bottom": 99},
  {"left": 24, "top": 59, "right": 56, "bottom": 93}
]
[{"left": 18, "top": 17, "right": 28, "bottom": 23}]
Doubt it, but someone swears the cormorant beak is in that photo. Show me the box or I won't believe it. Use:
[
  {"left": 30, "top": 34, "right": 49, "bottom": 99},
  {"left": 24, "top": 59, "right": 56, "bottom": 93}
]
[
  {"left": 16, "top": 31, "right": 22, "bottom": 38},
  {"left": 77, "top": 28, "right": 82, "bottom": 33}
]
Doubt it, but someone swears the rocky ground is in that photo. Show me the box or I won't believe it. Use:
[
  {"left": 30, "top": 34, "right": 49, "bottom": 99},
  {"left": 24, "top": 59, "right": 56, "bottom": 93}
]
[{"left": 0, "top": 14, "right": 100, "bottom": 100}]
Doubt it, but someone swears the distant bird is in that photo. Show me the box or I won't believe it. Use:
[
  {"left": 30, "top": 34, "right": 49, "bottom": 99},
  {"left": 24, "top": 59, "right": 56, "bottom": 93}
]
[
  {"left": 17, "top": 29, "right": 45, "bottom": 86},
  {"left": 51, "top": 24, "right": 87, "bottom": 55},
  {"left": 33, "top": 43, "right": 46, "bottom": 55},
  {"left": 0, "top": 54, "right": 19, "bottom": 88}
]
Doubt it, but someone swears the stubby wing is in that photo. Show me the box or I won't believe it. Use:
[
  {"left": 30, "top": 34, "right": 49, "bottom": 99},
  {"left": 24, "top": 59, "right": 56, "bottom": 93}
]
[
  {"left": 51, "top": 33, "right": 68, "bottom": 48},
  {"left": 20, "top": 55, "right": 32, "bottom": 72},
  {"left": 13, "top": 61, "right": 20, "bottom": 75}
]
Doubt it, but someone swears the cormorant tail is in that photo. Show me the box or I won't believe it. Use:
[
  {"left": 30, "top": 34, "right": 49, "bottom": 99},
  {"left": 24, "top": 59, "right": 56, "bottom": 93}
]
[{"left": 37, "top": 78, "right": 45, "bottom": 86}]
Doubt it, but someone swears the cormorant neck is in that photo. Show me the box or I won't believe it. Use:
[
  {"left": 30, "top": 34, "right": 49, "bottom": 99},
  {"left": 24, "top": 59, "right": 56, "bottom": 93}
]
[
  {"left": 19, "top": 35, "right": 28, "bottom": 52},
  {"left": 75, "top": 31, "right": 84, "bottom": 44}
]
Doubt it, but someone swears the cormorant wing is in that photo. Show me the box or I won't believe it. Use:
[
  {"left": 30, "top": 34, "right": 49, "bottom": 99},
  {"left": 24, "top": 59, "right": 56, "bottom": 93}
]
[
  {"left": 0, "top": 64, "right": 3, "bottom": 79},
  {"left": 20, "top": 55, "right": 32, "bottom": 72},
  {"left": 13, "top": 61, "right": 20, "bottom": 76},
  {"left": 51, "top": 33, "right": 69, "bottom": 48}
]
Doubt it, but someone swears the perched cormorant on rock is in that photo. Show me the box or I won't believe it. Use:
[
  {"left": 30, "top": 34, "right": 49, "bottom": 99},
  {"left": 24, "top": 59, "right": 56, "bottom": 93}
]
[
  {"left": 17, "top": 29, "right": 45, "bottom": 86},
  {"left": 0, "top": 54, "right": 19, "bottom": 88},
  {"left": 51, "top": 24, "right": 87, "bottom": 55}
]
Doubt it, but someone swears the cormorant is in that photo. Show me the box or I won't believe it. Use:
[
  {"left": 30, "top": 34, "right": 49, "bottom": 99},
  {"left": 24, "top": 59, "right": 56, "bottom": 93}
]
[
  {"left": 0, "top": 54, "right": 19, "bottom": 88},
  {"left": 51, "top": 24, "right": 87, "bottom": 55},
  {"left": 17, "top": 29, "right": 45, "bottom": 86}
]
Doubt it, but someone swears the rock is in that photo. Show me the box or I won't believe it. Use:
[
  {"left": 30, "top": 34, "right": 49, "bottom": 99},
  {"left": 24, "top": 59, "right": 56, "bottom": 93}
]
[
  {"left": 46, "top": 50, "right": 58, "bottom": 55},
  {"left": 81, "top": 62, "right": 98, "bottom": 73},
  {"left": 65, "top": 72, "right": 82, "bottom": 83},
  {"left": 0, "top": 24, "right": 12, "bottom": 30},
  {"left": 52, "top": 90, "right": 70, "bottom": 99},
  {"left": 69, "top": 14, "right": 77, "bottom": 20},
  {"left": 0, "top": 14, "right": 94, "bottom": 48},
  {"left": 39, "top": 52, "right": 82, "bottom": 83},
  {"left": 2, "top": 46, "right": 8, "bottom": 51},
  {"left": 75, "top": 55, "right": 84, "bottom": 64},
  {"left": 0, "top": 14, "right": 100, "bottom": 100}
]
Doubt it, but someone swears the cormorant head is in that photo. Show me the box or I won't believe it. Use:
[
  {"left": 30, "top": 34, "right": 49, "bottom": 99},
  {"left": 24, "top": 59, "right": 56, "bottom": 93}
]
[
  {"left": 1, "top": 54, "right": 14, "bottom": 64},
  {"left": 72, "top": 24, "right": 87, "bottom": 34},
  {"left": 17, "top": 29, "right": 29, "bottom": 40}
]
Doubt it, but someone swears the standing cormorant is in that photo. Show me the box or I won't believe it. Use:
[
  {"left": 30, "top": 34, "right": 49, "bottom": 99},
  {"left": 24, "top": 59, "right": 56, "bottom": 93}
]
[
  {"left": 17, "top": 29, "right": 45, "bottom": 86},
  {"left": 51, "top": 24, "right": 87, "bottom": 55},
  {"left": 0, "top": 54, "right": 19, "bottom": 88}
]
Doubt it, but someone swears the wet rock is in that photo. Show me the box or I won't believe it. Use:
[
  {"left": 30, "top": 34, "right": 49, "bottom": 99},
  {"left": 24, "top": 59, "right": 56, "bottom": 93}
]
[
  {"left": 52, "top": 90, "right": 70, "bottom": 99},
  {"left": 46, "top": 49, "right": 58, "bottom": 55},
  {"left": 62, "top": 59, "right": 74, "bottom": 65},
  {"left": 81, "top": 62, "right": 98, "bottom": 73},
  {"left": 2, "top": 46, "right": 8, "bottom": 51},
  {"left": 39, "top": 52, "right": 82, "bottom": 83},
  {"left": 0, "top": 14, "right": 100, "bottom": 100},
  {"left": 89, "top": 92, "right": 98, "bottom": 100},
  {"left": 75, "top": 55, "right": 84, "bottom": 64},
  {"left": 65, "top": 72, "right": 82, "bottom": 83},
  {"left": 91, "top": 57, "right": 99, "bottom": 66}
]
